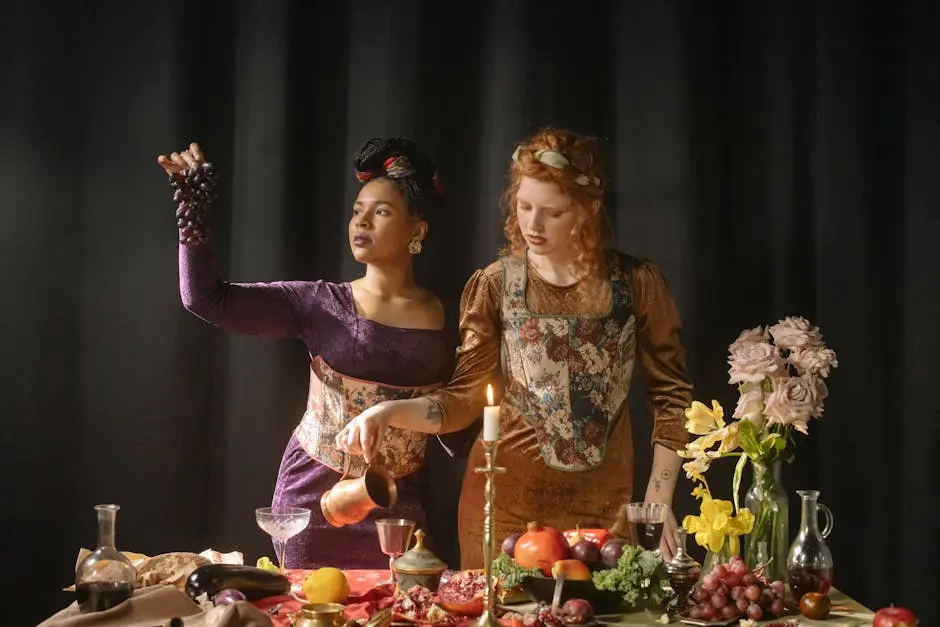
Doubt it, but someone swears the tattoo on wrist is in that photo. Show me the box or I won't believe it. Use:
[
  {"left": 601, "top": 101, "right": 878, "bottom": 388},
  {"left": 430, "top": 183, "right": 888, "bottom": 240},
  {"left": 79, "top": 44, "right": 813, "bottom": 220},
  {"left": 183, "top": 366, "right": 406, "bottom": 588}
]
[{"left": 650, "top": 469, "right": 674, "bottom": 493}]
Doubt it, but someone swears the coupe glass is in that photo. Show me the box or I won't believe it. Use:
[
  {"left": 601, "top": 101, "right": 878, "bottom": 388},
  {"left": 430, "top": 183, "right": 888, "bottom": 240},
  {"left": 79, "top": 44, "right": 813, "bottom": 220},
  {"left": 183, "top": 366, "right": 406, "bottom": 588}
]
[
  {"left": 255, "top": 506, "right": 312, "bottom": 572},
  {"left": 376, "top": 518, "right": 415, "bottom": 584}
]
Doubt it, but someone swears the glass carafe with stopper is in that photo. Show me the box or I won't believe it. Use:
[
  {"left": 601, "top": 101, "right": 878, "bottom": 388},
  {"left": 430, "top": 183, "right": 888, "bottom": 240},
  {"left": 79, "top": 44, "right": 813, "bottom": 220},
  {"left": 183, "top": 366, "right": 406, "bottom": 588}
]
[
  {"left": 786, "top": 490, "right": 834, "bottom": 602},
  {"left": 75, "top": 504, "right": 136, "bottom": 613}
]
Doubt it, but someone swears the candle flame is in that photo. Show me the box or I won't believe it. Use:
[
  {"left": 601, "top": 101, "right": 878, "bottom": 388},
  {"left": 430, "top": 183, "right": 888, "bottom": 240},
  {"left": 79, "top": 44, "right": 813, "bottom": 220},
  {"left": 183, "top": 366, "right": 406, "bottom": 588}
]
[{"left": 486, "top": 384, "right": 494, "bottom": 406}]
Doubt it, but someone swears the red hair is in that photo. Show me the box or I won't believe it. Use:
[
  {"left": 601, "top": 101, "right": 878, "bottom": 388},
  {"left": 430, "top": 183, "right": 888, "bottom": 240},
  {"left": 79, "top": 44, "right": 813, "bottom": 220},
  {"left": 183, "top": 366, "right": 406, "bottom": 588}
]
[{"left": 500, "top": 128, "right": 611, "bottom": 304}]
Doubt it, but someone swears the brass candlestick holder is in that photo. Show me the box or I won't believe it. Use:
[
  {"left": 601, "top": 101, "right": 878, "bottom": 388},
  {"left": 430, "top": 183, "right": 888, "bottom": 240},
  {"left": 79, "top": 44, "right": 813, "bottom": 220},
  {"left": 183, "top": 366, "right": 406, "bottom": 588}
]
[{"left": 475, "top": 440, "right": 506, "bottom": 627}]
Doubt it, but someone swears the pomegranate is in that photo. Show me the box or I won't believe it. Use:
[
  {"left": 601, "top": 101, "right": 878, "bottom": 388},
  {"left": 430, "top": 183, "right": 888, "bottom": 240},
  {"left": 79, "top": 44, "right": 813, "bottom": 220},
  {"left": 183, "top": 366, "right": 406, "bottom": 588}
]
[
  {"left": 437, "top": 570, "right": 486, "bottom": 616},
  {"left": 514, "top": 522, "right": 570, "bottom": 576},
  {"left": 560, "top": 599, "right": 594, "bottom": 625},
  {"left": 873, "top": 605, "right": 919, "bottom": 627}
]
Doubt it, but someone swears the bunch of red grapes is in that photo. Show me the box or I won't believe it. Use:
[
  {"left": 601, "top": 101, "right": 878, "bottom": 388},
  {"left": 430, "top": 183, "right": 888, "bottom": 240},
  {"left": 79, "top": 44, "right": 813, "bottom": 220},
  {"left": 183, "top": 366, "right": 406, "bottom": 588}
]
[{"left": 688, "top": 556, "right": 786, "bottom": 622}]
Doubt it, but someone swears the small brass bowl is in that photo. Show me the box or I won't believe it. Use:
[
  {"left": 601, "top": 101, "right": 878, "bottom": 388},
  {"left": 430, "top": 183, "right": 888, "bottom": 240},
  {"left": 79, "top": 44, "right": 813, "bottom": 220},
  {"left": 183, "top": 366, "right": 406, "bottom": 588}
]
[{"left": 294, "top": 602, "right": 347, "bottom": 627}]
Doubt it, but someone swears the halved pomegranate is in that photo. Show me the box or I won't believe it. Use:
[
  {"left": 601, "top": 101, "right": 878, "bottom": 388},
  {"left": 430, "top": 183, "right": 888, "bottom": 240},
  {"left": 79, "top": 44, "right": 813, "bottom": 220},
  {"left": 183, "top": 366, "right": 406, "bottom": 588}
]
[{"left": 436, "top": 570, "right": 487, "bottom": 616}]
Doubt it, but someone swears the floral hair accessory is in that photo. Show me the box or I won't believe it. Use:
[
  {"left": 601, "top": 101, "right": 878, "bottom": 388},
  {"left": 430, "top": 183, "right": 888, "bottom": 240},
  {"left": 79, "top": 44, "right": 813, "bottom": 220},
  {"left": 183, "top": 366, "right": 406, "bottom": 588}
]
[
  {"left": 354, "top": 155, "right": 418, "bottom": 183},
  {"left": 511, "top": 145, "right": 601, "bottom": 187},
  {"left": 383, "top": 155, "right": 417, "bottom": 179}
]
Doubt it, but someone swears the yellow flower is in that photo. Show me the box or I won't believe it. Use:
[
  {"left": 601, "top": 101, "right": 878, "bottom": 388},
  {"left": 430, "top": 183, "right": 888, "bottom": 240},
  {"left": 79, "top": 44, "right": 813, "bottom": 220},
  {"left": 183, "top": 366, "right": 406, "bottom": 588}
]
[
  {"left": 684, "top": 400, "right": 725, "bottom": 435},
  {"left": 726, "top": 507, "right": 755, "bottom": 535},
  {"left": 717, "top": 422, "right": 741, "bottom": 454},
  {"left": 681, "top": 456, "right": 712, "bottom": 481},
  {"left": 683, "top": 493, "right": 756, "bottom": 554},
  {"left": 691, "top": 484, "right": 711, "bottom": 500}
]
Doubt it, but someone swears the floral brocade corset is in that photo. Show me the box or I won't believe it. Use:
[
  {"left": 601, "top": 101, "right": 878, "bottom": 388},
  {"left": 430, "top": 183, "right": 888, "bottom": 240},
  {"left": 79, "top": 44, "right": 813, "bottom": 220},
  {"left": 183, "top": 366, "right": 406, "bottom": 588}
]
[
  {"left": 294, "top": 356, "right": 442, "bottom": 478},
  {"left": 500, "top": 255, "right": 637, "bottom": 471}
]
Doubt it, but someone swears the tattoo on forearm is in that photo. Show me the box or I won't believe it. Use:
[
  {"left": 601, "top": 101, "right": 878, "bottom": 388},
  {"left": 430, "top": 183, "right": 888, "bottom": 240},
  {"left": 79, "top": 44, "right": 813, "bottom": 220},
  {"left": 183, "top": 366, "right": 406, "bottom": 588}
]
[
  {"left": 650, "top": 469, "right": 673, "bottom": 493},
  {"left": 425, "top": 401, "right": 443, "bottom": 426}
]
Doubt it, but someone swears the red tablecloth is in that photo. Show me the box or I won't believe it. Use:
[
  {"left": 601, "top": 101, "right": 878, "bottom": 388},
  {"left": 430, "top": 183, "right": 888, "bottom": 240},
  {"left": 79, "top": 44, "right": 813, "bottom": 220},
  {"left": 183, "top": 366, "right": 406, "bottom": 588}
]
[{"left": 251, "top": 569, "right": 395, "bottom": 626}]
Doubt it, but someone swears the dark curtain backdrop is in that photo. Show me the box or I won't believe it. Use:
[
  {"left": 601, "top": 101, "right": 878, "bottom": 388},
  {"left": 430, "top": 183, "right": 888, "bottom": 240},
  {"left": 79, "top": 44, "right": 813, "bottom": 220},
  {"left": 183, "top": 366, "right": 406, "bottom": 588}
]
[{"left": 2, "top": 0, "right": 938, "bottom": 625}]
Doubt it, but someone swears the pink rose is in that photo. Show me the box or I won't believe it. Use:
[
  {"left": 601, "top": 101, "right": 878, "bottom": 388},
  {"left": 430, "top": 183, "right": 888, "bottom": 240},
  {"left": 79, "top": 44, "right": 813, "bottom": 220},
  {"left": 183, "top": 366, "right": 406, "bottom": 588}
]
[
  {"left": 763, "top": 375, "right": 822, "bottom": 434},
  {"left": 729, "top": 326, "right": 767, "bottom": 352},
  {"left": 728, "top": 341, "right": 786, "bottom": 384},
  {"left": 789, "top": 346, "right": 838, "bottom": 378},
  {"left": 768, "top": 316, "right": 822, "bottom": 350},
  {"left": 733, "top": 382, "right": 766, "bottom": 428}
]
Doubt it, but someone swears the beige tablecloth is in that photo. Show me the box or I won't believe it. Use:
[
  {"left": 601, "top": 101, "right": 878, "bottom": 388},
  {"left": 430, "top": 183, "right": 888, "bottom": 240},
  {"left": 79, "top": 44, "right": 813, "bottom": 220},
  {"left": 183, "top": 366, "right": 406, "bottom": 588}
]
[
  {"left": 504, "top": 588, "right": 874, "bottom": 627},
  {"left": 38, "top": 585, "right": 274, "bottom": 627}
]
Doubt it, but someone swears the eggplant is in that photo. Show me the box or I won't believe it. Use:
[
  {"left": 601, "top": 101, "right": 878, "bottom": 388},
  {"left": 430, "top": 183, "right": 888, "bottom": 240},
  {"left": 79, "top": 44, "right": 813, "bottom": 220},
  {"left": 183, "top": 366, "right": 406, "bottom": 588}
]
[{"left": 185, "top": 564, "right": 290, "bottom": 601}]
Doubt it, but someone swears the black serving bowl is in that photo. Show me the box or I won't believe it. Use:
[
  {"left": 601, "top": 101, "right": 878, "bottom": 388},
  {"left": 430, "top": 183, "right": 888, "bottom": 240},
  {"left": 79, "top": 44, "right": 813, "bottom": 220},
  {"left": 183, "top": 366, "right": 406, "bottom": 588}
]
[{"left": 521, "top": 575, "right": 625, "bottom": 614}]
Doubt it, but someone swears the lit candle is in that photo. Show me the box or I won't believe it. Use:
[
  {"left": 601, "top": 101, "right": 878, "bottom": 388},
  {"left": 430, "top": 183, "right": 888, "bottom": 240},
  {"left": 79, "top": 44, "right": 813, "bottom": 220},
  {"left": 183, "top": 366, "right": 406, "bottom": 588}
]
[{"left": 483, "top": 384, "right": 500, "bottom": 442}]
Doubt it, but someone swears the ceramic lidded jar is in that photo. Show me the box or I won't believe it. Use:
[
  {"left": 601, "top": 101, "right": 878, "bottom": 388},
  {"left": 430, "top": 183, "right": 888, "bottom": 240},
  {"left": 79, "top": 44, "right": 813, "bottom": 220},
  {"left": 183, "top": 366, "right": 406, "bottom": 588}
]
[{"left": 391, "top": 529, "right": 447, "bottom": 592}]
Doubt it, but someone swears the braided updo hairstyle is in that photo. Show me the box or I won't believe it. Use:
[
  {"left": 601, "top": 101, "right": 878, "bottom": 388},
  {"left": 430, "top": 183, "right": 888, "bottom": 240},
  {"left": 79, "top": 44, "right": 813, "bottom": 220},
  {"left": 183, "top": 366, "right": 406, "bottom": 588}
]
[{"left": 353, "top": 137, "right": 442, "bottom": 223}]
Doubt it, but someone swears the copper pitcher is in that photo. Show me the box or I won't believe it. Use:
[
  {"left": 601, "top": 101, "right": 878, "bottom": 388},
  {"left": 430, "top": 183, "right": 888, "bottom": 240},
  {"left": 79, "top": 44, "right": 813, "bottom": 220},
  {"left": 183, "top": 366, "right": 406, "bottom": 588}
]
[{"left": 321, "top": 458, "right": 397, "bottom": 527}]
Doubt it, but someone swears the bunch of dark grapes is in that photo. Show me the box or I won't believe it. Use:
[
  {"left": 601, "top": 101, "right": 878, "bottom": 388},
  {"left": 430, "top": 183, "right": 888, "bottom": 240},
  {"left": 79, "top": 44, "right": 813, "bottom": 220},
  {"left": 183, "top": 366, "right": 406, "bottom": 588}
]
[
  {"left": 169, "top": 162, "right": 218, "bottom": 245},
  {"left": 688, "top": 556, "right": 786, "bottom": 622}
]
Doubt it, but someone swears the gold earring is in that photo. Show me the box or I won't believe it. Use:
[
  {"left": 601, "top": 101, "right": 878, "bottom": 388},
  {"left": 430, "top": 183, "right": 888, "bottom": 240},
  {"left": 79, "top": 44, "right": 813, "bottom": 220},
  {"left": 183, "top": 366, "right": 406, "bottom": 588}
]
[{"left": 408, "top": 239, "right": 422, "bottom": 255}]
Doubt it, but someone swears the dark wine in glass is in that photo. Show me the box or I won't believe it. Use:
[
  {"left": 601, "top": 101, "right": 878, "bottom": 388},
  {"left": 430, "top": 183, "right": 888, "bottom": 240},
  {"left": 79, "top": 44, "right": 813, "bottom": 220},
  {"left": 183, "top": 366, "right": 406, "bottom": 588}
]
[
  {"left": 638, "top": 521, "right": 665, "bottom": 551},
  {"left": 76, "top": 581, "right": 133, "bottom": 613}
]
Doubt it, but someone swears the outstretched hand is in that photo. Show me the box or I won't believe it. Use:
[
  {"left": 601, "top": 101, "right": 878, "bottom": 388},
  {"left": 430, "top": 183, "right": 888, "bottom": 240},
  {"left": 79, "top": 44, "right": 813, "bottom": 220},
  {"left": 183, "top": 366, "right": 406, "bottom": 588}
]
[{"left": 157, "top": 142, "right": 204, "bottom": 175}]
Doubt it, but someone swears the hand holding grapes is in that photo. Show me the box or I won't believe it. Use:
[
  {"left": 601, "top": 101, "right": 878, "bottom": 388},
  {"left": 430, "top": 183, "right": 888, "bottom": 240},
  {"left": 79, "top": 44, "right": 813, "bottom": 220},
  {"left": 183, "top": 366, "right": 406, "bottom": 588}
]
[
  {"left": 156, "top": 142, "right": 218, "bottom": 246},
  {"left": 157, "top": 142, "right": 204, "bottom": 174}
]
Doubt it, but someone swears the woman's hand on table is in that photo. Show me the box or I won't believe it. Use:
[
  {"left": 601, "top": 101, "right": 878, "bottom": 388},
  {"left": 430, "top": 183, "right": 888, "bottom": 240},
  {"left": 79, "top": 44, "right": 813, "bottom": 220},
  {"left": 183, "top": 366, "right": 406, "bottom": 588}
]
[
  {"left": 660, "top": 508, "right": 678, "bottom": 561},
  {"left": 335, "top": 403, "right": 393, "bottom": 463}
]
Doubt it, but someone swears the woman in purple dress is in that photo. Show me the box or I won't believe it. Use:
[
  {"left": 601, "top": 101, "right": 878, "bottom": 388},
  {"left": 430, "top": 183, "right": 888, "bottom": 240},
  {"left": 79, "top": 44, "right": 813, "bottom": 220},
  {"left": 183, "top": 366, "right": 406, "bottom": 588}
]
[{"left": 156, "top": 137, "right": 457, "bottom": 569}]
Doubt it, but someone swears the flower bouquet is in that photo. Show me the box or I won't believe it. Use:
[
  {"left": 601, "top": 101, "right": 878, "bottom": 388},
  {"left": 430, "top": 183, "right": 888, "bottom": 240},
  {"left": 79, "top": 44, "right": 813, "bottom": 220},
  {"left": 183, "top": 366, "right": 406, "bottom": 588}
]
[{"left": 677, "top": 316, "right": 837, "bottom": 581}]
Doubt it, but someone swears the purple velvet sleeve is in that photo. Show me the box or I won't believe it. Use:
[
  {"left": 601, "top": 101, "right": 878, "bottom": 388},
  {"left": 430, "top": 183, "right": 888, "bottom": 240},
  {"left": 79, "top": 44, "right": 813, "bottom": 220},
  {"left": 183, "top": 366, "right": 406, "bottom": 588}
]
[{"left": 179, "top": 243, "right": 318, "bottom": 340}]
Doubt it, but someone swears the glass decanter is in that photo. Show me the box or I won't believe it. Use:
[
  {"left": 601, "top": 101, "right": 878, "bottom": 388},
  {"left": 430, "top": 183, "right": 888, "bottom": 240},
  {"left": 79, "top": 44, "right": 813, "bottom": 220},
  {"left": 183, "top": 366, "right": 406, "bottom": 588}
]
[
  {"left": 786, "top": 490, "right": 834, "bottom": 602},
  {"left": 75, "top": 504, "right": 136, "bottom": 613}
]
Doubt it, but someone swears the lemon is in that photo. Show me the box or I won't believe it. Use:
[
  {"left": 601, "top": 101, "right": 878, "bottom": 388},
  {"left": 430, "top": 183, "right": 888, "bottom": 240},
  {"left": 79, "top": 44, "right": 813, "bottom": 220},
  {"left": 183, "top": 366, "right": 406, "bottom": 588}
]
[{"left": 303, "top": 567, "right": 350, "bottom": 604}]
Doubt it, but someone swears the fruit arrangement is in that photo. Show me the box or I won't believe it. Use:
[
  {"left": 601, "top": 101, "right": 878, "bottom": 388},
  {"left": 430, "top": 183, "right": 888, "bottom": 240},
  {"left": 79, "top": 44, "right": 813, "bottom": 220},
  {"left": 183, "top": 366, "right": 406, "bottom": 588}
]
[
  {"left": 495, "top": 521, "right": 667, "bottom": 610},
  {"left": 686, "top": 556, "right": 786, "bottom": 622}
]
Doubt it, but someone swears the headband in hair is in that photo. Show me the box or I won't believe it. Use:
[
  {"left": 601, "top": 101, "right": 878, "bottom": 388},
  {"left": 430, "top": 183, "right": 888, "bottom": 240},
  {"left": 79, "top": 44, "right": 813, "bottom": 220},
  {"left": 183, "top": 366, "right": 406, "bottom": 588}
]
[
  {"left": 355, "top": 154, "right": 418, "bottom": 183},
  {"left": 511, "top": 146, "right": 601, "bottom": 187}
]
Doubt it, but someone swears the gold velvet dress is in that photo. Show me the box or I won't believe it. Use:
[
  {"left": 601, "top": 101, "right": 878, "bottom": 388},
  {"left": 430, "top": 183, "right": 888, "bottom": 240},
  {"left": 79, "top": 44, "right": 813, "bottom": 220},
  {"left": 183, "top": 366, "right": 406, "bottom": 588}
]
[{"left": 428, "top": 251, "right": 692, "bottom": 569}]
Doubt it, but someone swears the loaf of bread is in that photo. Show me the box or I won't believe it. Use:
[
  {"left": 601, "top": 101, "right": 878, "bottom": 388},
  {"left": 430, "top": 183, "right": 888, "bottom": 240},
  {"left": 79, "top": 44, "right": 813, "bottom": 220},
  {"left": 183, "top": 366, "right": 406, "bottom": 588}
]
[{"left": 135, "top": 552, "right": 211, "bottom": 588}]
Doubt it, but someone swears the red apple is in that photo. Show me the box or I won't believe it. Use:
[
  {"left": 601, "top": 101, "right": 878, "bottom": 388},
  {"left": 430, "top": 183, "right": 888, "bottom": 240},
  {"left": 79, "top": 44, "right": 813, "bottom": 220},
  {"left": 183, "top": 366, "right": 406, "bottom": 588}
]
[{"left": 873, "top": 605, "right": 919, "bottom": 627}]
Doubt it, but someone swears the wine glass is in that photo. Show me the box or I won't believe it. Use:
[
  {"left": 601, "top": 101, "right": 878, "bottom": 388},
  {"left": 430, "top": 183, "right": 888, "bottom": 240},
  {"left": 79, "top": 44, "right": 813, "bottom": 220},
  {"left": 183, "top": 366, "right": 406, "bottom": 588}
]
[
  {"left": 255, "top": 506, "right": 312, "bottom": 572},
  {"left": 627, "top": 502, "right": 670, "bottom": 552},
  {"left": 376, "top": 518, "right": 415, "bottom": 584}
]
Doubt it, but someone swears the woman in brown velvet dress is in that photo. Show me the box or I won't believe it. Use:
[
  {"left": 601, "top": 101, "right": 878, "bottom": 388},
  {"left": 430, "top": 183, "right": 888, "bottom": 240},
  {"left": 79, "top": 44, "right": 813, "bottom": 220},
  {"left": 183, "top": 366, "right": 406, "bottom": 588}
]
[{"left": 336, "top": 128, "right": 693, "bottom": 566}]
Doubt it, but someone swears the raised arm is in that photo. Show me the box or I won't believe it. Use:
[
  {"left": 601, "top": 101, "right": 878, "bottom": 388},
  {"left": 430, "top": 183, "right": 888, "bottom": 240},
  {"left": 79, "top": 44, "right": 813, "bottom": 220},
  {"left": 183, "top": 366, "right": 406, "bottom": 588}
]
[{"left": 160, "top": 142, "right": 307, "bottom": 339}]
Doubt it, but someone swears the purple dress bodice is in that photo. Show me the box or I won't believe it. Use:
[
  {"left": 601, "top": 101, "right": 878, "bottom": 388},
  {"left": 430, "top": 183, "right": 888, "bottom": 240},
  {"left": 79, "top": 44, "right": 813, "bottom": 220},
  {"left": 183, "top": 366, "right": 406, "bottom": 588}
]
[{"left": 179, "top": 243, "right": 454, "bottom": 386}]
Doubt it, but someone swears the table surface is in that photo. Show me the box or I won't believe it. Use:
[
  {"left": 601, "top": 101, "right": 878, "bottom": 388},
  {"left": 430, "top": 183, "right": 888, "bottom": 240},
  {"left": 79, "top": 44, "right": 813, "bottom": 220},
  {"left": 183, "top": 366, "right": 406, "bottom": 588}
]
[
  {"left": 292, "top": 571, "right": 876, "bottom": 627},
  {"left": 502, "top": 588, "right": 874, "bottom": 626}
]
